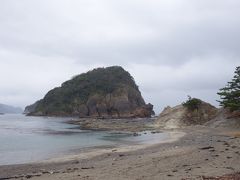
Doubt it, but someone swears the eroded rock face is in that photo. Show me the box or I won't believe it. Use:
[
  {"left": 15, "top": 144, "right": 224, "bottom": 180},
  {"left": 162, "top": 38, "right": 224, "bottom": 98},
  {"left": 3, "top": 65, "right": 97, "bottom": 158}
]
[
  {"left": 70, "top": 91, "right": 153, "bottom": 118},
  {"left": 156, "top": 100, "right": 218, "bottom": 129},
  {"left": 25, "top": 66, "right": 154, "bottom": 118},
  {"left": 205, "top": 108, "right": 240, "bottom": 129},
  {"left": 24, "top": 101, "right": 41, "bottom": 114},
  {"left": 184, "top": 101, "right": 218, "bottom": 125}
]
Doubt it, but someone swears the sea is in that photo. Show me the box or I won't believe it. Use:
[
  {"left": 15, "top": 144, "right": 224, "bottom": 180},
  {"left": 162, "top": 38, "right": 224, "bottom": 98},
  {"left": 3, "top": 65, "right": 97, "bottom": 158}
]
[{"left": 0, "top": 114, "right": 169, "bottom": 165}]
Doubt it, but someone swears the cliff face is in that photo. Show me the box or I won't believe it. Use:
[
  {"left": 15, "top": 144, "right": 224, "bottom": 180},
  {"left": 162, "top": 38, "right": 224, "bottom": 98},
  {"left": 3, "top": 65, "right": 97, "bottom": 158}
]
[
  {"left": 24, "top": 101, "right": 41, "bottom": 114},
  {"left": 205, "top": 108, "right": 240, "bottom": 129},
  {"left": 25, "top": 66, "right": 154, "bottom": 118},
  {"left": 156, "top": 100, "right": 218, "bottom": 129}
]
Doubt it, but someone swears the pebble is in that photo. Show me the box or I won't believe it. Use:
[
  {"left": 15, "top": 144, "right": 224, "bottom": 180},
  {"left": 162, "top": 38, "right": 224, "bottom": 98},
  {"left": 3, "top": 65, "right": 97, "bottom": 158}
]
[
  {"left": 200, "top": 146, "right": 214, "bottom": 150},
  {"left": 72, "top": 160, "right": 80, "bottom": 164},
  {"left": 133, "top": 132, "right": 141, "bottom": 136},
  {"left": 40, "top": 169, "right": 49, "bottom": 174},
  {"left": 25, "top": 175, "right": 33, "bottom": 179},
  {"left": 81, "top": 167, "right": 94, "bottom": 170}
]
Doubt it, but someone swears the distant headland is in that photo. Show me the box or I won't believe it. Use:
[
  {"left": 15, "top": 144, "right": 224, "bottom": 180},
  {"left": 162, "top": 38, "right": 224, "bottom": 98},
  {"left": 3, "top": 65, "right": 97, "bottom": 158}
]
[{"left": 0, "top": 103, "right": 22, "bottom": 114}]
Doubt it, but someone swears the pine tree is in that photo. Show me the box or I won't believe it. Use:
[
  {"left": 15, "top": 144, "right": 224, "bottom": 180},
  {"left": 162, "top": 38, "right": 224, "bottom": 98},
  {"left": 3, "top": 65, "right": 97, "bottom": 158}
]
[{"left": 217, "top": 66, "right": 240, "bottom": 111}]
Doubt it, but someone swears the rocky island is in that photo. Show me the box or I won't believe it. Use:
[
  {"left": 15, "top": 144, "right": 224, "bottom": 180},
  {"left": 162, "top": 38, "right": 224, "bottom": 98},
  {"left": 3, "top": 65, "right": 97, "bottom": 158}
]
[{"left": 25, "top": 66, "right": 154, "bottom": 118}]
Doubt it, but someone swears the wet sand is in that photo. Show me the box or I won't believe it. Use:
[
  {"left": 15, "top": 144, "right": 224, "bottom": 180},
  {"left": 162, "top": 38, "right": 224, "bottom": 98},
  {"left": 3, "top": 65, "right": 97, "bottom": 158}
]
[{"left": 0, "top": 126, "right": 240, "bottom": 180}]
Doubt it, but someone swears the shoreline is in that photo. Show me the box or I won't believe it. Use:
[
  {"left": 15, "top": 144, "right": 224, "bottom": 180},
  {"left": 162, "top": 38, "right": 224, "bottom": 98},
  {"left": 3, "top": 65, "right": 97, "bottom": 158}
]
[
  {"left": 41, "top": 131, "right": 185, "bottom": 164},
  {"left": 0, "top": 130, "right": 184, "bottom": 179},
  {"left": 1, "top": 127, "right": 240, "bottom": 179}
]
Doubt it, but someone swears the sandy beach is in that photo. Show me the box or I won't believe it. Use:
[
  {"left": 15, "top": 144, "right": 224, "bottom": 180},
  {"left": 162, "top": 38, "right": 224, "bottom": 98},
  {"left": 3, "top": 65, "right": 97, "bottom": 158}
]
[{"left": 0, "top": 125, "right": 240, "bottom": 180}]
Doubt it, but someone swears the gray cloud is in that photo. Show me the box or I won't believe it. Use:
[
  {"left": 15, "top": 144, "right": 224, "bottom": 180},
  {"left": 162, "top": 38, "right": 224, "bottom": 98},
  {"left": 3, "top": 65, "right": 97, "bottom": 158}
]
[{"left": 0, "top": 0, "right": 239, "bottom": 113}]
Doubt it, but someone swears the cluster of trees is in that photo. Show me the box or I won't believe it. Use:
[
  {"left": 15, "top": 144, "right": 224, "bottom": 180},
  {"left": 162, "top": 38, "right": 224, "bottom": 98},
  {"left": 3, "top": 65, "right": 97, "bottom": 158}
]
[
  {"left": 218, "top": 66, "right": 240, "bottom": 111},
  {"left": 183, "top": 66, "right": 239, "bottom": 112},
  {"left": 182, "top": 96, "right": 202, "bottom": 111}
]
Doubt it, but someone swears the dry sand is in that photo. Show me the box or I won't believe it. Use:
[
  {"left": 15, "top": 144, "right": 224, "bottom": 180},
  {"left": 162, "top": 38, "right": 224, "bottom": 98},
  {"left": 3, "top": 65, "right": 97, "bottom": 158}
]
[{"left": 1, "top": 126, "right": 240, "bottom": 180}]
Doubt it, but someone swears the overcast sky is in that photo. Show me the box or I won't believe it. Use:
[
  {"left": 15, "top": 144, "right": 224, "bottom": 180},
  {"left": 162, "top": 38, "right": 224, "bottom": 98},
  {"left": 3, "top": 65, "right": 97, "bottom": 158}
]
[{"left": 0, "top": 0, "right": 239, "bottom": 113}]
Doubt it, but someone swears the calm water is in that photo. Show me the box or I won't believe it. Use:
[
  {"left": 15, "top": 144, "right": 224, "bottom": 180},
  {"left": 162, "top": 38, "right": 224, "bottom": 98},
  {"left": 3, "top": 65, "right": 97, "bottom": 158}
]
[{"left": 0, "top": 114, "right": 169, "bottom": 165}]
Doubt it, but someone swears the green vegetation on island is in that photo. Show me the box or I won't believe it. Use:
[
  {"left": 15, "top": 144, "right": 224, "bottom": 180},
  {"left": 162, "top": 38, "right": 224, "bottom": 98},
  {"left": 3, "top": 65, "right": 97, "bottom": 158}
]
[
  {"left": 182, "top": 96, "right": 202, "bottom": 111},
  {"left": 25, "top": 66, "right": 154, "bottom": 118}
]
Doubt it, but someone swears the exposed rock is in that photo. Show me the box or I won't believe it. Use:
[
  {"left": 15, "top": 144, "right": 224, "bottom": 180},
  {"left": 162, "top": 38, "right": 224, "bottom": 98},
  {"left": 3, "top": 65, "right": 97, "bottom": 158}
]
[
  {"left": 133, "top": 103, "right": 154, "bottom": 118},
  {"left": 225, "top": 109, "right": 240, "bottom": 119},
  {"left": 156, "top": 99, "right": 218, "bottom": 129},
  {"left": 25, "top": 66, "right": 154, "bottom": 118},
  {"left": 24, "top": 100, "right": 41, "bottom": 114},
  {"left": 205, "top": 108, "right": 240, "bottom": 129},
  {"left": 71, "top": 117, "right": 155, "bottom": 132}
]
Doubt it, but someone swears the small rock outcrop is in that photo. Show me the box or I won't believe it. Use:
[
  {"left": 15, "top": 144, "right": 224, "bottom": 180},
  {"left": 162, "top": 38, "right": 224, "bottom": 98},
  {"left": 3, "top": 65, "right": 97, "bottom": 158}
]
[
  {"left": 206, "top": 108, "right": 240, "bottom": 129},
  {"left": 25, "top": 66, "right": 154, "bottom": 118},
  {"left": 24, "top": 101, "right": 41, "bottom": 114},
  {"left": 156, "top": 99, "right": 218, "bottom": 129}
]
